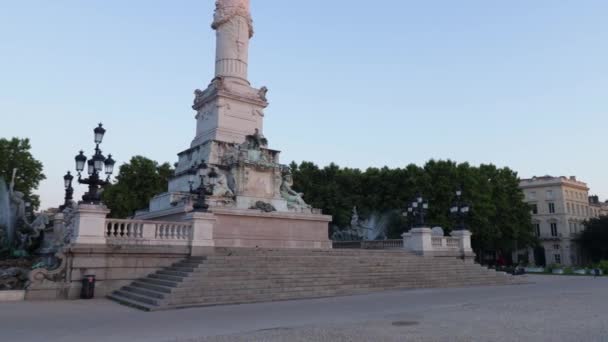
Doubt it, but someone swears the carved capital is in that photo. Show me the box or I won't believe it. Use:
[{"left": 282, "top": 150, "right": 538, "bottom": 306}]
[{"left": 212, "top": 0, "right": 254, "bottom": 38}]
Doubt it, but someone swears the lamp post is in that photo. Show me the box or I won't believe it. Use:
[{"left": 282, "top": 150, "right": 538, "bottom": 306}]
[
  {"left": 60, "top": 171, "right": 74, "bottom": 210},
  {"left": 404, "top": 192, "right": 429, "bottom": 228},
  {"left": 74, "top": 123, "right": 116, "bottom": 204},
  {"left": 450, "top": 188, "right": 470, "bottom": 231},
  {"left": 188, "top": 162, "right": 213, "bottom": 212}
]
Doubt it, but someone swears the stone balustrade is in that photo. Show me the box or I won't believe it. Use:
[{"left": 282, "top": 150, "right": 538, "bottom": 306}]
[
  {"left": 403, "top": 228, "right": 474, "bottom": 261},
  {"left": 431, "top": 236, "right": 460, "bottom": 250},
  {"left": 105, "top": 219, "right": 193, "bottom": 246}
]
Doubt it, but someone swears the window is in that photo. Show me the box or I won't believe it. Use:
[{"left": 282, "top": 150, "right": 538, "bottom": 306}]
[
  {"left": 546, "top": 190, "right": 553, "bottom": 199},
  {"left": 567, "top": 203, "right": 571, "bottom": 214},
  {"left": 535, "top": 224, "right": 541, "bottom": 237},
  {"left": 548, "top": 202, "right": 556, "bottom": 214},
  {"left": 554, "top": 254, "right": 561, "bottom": 264},
  {"left": 550, "top": 223, "right": 558, "bottom": 237},
  {"left": 553, "top": 244, "right": 560, "bottom": 250},
  {"left": 529, "top": 191, "right": 536, "bottom": 200},
  {"left": 531, "top": 204, "right": 538, "bottom": 215}
]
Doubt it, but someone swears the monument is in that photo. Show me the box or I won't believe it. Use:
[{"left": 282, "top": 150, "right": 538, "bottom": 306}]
[{"left": 134, "top": 0, "right": 332, "bottom": 250}]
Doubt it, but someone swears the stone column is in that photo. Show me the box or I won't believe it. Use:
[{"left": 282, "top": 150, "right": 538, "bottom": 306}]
[
  {"left": 185, "top": 211, "right": 217, "bottom": 256},
  {"left": 212, "top": 0, "right": 253, "bottom": 83},
  {"left": 404, "top": 228, "right": 433, "bottom": 255},
  {"left": 70, "top": 204, "right": 110, "bottom": 245}
]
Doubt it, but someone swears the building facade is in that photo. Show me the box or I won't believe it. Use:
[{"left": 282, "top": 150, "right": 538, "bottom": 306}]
[{"left": 519, "top": 176, "right": 603, "bottom": 266}]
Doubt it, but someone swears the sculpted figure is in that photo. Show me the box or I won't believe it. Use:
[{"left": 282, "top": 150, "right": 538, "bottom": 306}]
[
  {"left": 210, "top": 168, "right": 235, "bottom": 198},
  {"left": 258, "top": 86, "right": 268, "bottom": 102},
  {"left": 280, "top": 170, "right": 311, "bottom": 210},
  {"left": 244, "top": 129, "right": 268, "bottom": 150}
]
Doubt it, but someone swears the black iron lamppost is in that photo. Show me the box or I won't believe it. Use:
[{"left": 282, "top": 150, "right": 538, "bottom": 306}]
[
  {"left": 60, "top": 171, "right": 74, "bottom": 210},
  {"left": 403, "top": 206, "right": 415, "bottom": 229},
  {"left": 450, "top": 188, "right": 470, "bottom": 231},
  {"left": 405, "top": 193, "right": 429, "bottom": 228},
  {"left": 188, "top": 162, "right": 215, "bottom": 212},
  {"left": 74, "top": 123, "right": 116, "bottom": 204}
]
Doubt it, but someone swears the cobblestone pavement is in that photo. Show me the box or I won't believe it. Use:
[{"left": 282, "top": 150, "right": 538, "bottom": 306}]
[{"left": 1, "top": 275, "right": 607, "bottom": 342}]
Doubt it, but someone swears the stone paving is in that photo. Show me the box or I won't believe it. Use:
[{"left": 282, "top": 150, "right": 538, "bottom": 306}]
[{"left": 1, "top": 275, "right": 607, "bottom": 342}]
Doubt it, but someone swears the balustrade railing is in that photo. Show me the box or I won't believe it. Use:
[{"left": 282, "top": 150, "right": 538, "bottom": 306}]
[
  {"left": 105, "top": 219, "right": 193, "bottom": 246},
  {"left": 431, "top": 236, "right": 443, "bottom": 248},
  {"left": 446, "top": 237, "right": 460, "bottom": 248}
]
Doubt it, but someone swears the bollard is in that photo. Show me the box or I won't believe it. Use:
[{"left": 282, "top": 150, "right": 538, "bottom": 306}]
[{"left": 80, "top": 274, "right": 96, "bottom": 299}]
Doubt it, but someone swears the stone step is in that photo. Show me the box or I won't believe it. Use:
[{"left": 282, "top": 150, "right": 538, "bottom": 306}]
[
  {"left": 139, "top": 277, "right": 181, "bottom": 288},
  {"left": 111, "top": 289, "right": 164, "bottom": 306},
  {"left": 171, "top": 277, "right": 512, "bottom": 298},
  {"left": 131, "top": 281, "right": 174, "bottom": 294},
  {"left": 177, "top": 267, "right": 491, "bottom": 280},
  {"left": 149, "top": 273, "right": 187, "bottom": 282},
  {"left": 166, "top": 281, "right": 514, "bottom": 307},
  {"left": 157, "top": 270, "right": 191, "bottom": 277},
  {"left": 107, "top": 292, "right": 159, "bottom": 312},
  {"left": 107, "top": 251, "right": 519, "bottom": 311},
  {"left": 122, "top": 285, "right": 166, "bottom": 299},
  {"left": 166, "top": 266, "right": 196, "bottom": 273}
]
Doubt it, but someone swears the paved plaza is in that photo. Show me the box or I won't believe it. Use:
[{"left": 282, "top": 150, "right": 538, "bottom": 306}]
[{"left": 1, "top": 275, "right": 607, "bottom": 342}]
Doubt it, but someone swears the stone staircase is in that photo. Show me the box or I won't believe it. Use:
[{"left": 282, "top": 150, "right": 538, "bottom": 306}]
[{"left": 108, "top": 248, "right": 521, "bottom": 311}]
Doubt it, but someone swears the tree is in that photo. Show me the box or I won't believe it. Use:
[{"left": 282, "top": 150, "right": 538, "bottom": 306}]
[
  {"left": 289, "top": 159, "right": 535, "bottom": 258},
  {"left": 579, "top": 217, "right": 608, "bottom": 263},
  {"left": 0, "top": 138, "right": 45, "bottom": 210},
  {"left": 102, "top": 156, "right": 173, "bottom": 218}
]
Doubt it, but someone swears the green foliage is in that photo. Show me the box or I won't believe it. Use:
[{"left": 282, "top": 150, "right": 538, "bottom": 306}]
[
  {"left": 579, "top": 217, "right": 608, "bottom": 263},
  {"left": 563, "top": 267, "right": 574, "bottom": 275},
  {"left": 102, "top": 156, "right": 173, "bottom": 218},
  {"left": 290, "top": 159, "right": 536, "bottom": 255},
  {"left": 0, "top": 138, "right": 45, "bottom": 210},
  {"left": 597, "top": 260, "right": 608, "bottom": 274}
]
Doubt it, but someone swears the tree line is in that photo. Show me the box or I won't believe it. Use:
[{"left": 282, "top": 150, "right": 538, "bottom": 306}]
[{"left": 289, "top": 160, "right": 537, "bottom": 257}]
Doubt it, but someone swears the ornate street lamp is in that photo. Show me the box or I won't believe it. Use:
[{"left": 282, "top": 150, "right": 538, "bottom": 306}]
[
  {"left": 450, "top": 188, "right": 470, "bottom": 231},
  {"left": 74, "top": 123, "right": 115, "bottom": 204},
  {"left": 404, "top": 192, "right": 429, "bottom": 228},
  {"left": 188, "top": 162, "right": 211, "bottom": 212},
  {"left": 60, "top": 171, "right": 74, "bottom": 210}
]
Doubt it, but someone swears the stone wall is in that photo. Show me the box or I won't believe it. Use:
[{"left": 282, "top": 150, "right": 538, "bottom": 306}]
[{"left": 26, "top": 244, "right": 190, "bottom": 300}]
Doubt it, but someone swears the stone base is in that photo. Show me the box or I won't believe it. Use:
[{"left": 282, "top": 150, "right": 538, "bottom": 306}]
[
  {"left": 211, "top": 208, "right": 332, "bottom": 249},
  {"left": 0, "top": 290, "right": 25, "bottom": 302},
  {"left": 26, "top": 244, "right": 191, "bottom": 300},
  {"left": 137, "top": 207, "right": 332, "bottom": 250}
]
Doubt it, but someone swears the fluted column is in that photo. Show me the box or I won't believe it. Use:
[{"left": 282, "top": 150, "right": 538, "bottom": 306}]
[{"left": 212, "top": 0, "right": 253, "bottom": 83}]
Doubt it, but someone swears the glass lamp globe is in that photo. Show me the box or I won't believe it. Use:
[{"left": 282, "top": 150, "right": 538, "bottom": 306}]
[
  {"left": 94, "top": 123, "right": 106, "bottom": 144},
  {"left": 75, "top": 151, "right": 87, "bottom": 172}
]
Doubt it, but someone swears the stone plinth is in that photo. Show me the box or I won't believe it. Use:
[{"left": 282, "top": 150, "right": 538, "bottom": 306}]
[
  {"left": 0, "top": 290, "right": 25, "bottom": 302},
  {"left": 403, "top": 228, "right": 433, "bottom": 255},
  {"left": 71, "top": 204, "right": 110, "bottom": 245},
  {"left": 185, "top": 211, "right": 217, "bottom": 256},
  {"left": 211, "top": 208, "right": 332, "bottom": 249},
  {"left": 403, "top": 228, "right": 475, "bottom": 261}
]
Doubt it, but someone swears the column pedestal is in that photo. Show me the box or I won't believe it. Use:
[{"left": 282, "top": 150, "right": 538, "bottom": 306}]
[
  {"left": 185, "top": 211, "right": 217, "bottom": 256},
  {"left": 71, "top": 204, "right": 110, "bottom": 245}
]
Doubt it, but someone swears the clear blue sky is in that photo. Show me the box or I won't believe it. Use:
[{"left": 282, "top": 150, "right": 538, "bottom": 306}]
[{"left": 1, "top": 0, "right": 607, "bottom": 209}]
